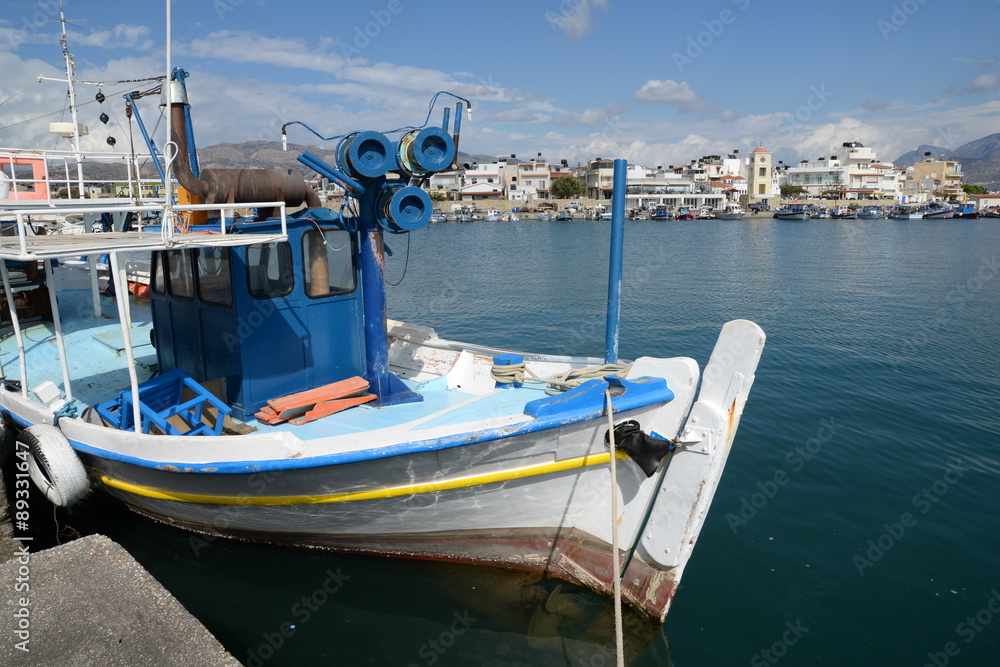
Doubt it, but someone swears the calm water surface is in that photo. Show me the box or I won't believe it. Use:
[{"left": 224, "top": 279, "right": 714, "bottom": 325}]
[{"left": 74, "top": 217, "right": 1000, "bottom": 665}]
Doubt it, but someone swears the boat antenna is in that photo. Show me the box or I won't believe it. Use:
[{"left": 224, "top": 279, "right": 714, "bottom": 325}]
[{"left": 36, "top": 1, "right": 88, "bottom": 198}]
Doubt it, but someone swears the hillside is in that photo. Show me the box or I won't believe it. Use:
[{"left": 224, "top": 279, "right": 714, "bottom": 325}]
[
  {"left": 57, "top": 142, "right": 487, "bottom": 182},
  {"left": 951, "top": 133, "right": 1000, "bottom": 160},
  {"left": 893, "top": 144, "right": 951, "bottom": 166}
]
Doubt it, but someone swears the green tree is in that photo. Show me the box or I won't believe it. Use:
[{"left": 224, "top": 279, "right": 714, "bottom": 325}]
[
  {"left": 550, "top": 176, "right": 585, "bottom": 199},
  {"left": 780, "top": 184, "right": 806, "bottom": 199},
  {"left": 962, "top": 183, "right": 987, "bottom": 195},
  {"left": 429, "top": 191, "right": 447, "bottom": 202}
]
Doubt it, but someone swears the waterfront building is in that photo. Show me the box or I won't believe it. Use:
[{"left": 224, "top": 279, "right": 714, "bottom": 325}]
[
  {"left": 585, "top": 159, "right": 616, "bottom": 200},
  {"left": 780, "top": 142, "right": 905, "bottom": 200},
  {"left": 909, "top": 157, "right": 963, "bottom": 200},
  {"left": 624, "top": 163, "right": 725, "bottom": 210}
]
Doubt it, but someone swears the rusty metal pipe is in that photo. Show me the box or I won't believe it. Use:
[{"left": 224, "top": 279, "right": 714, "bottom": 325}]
[{"left": 169, "top": 104, "right": 321, "bottom": 211}]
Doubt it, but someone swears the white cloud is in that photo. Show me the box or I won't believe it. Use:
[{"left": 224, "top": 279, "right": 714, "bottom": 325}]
[
  {"left": 954, "top": 72, "right": 1000, "bottom": 94},
  {"left": 491, "top": 108, "right": 550, "bottom": 124},
  {"left": 545, "top": 0, "right": 610, "bottom": 40},
  {"left": 555, "top": 103, "right": 627, "bottom": 127},
  {"left": 74, "top": 24, "right": 154, "bottom": 51},
  {"left": 634, "top": 79, "right": 711, "bottom": 113}
]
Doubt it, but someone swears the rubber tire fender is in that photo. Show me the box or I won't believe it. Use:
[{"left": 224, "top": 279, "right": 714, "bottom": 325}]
[
  {"left": 0, "top": 413, "right": 8, "bottom": 468},
  {"left": 19, "top": 424, "right": 90, "bottom": 507}
]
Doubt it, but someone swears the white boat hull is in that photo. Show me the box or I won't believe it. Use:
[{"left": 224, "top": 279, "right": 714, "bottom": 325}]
[{"left": 2, "top": 317, "right": 765, "bottom": 621}]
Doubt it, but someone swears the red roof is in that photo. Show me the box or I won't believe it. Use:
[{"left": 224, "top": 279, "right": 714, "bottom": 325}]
[{"left": 752, "top": 147, "right": 769, "bottom": 154}]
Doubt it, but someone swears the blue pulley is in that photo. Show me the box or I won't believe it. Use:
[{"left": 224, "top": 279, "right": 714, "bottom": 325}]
[
  {"left": 376, "top": 184, "right": 432, "bottom": 233},
  {"left": 396, "top": 127, "right": 455, "bottom": 175},
  {"left": 336, "top": 131, "right": 393, "bottom": 179}
]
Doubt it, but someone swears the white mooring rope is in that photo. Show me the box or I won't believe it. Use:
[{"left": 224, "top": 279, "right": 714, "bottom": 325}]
[
  {"left": 605, "top": 389, "right": 626, "bottom": 667},
  {"left": 491, "top": 362, "right": 630, "bottom": 395}
]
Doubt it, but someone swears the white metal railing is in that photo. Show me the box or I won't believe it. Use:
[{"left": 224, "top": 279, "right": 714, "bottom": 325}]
[
  {"left": 0, "top": 200, "right": 288, "bottom": 430},
  {"left": 0, "top": 147, "right": 165, "bottom": 206},
  {"left": 0, "top": 200, "right": 288, "bottom": 259}
]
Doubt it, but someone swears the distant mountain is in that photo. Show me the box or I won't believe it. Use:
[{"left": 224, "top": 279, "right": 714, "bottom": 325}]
[
  {"left": 49, "top": 142, "right": 484, "bottom": 183},
  {"left": 951, "top": 133, "right": 1000, "bottom": 160},
  {"left": 196, "top": 141, "right": 338, "bottom": 173},
  {"left": 893, "top": 144, "right": 952, "bottom": 166},
  {"left": 196, "top": 143, "right": 488, "bottom": 174},
  {"left": 894, "top": 133, "right": 1000, "bottom": 191}
]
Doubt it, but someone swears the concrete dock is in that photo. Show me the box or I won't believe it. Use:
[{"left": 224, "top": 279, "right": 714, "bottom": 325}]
[{"left": 1, "top": 533, "right": 242, "bottom": 666}]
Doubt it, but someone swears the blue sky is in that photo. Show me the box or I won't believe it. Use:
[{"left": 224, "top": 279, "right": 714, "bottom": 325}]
[{"left": 2, "top": 0, "right": 999, "bottom": 168}]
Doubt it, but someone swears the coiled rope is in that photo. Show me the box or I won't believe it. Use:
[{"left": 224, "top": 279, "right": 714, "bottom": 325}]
[{"left": 490, "top": 362, "right": 631, "bottom": 395}]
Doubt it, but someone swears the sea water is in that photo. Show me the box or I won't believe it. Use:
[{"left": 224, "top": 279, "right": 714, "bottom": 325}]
[{"left": 73, "top": 218, "right": 1000, "bottom": 666}]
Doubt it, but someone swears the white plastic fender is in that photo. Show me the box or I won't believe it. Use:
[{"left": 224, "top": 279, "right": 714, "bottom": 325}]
[{"left": 19, "top": 424, "right": 90, "bottom": 506}]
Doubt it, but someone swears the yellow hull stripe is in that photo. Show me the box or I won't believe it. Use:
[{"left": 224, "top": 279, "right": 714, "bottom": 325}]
[{"left": 98, "top": 450, "right": 631, "bottom": 506}]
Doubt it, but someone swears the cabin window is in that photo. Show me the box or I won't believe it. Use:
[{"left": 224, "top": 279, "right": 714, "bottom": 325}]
[
  {"left": 246, "top": 242, "right": 293, "bottom": 299},
  {"left": 165, "top": 249, "right": 194, "bottom": 300},
  {"left": 196, "top": 246, "right": 233, "bottom": 307},
  {"left": 302, "top": 229, "right": 355, "bottom": 298},
  {"left": 151, "top": 252, "right": 165, "bottom": 295}
]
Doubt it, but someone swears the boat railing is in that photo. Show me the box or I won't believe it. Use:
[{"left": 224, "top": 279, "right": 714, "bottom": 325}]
[
  {"left": 0, "top": 200, "right": 288, "bottom": 259},
  {"left": 0, "top": 199, "right": 288, "bottom": 431},
  {"left": 0, "top": 147, "right": 165, "bottom": 207}
]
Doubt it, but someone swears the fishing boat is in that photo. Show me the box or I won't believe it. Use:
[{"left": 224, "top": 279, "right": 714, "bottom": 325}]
[
  {"left": 888, "top": 204, "right": 922, "bottom": 220},
  {"left": 649, "top": 205, "right": 673, "bottom": 221},
  {"left": 954, "top": 203, "right": 978, "bottom": 219},
  {"left": 830, "top": 206, "right": 857, "bottom": 219},
  {"left": 675, "top": 208, "right": 694, "bottom": 221},
  {"left": 918, "top": 201, "right": 956, "bottom": 219},
  {"left": 483, "top": 208, "right": 502, "bottom": 222},
  {"left": 0, "top": 71, "right": 765, "bottom": 625},
  {"left": 715, "top": 203, "right": 745, "bottom": 220},
  {"left": 857, "top": 206, "right": 884, "bottom": 219},
  {"left": 694, "top": 206, "right": 716, "bottom": 220},
  {"left": 774, "top": 204, "right": 810, "bottom": 220}
]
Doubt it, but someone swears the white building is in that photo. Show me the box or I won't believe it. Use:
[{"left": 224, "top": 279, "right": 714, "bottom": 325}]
[
  {"left": 781, "top": 142, "right": 901, "bottom": 200},
  {"left": 625, "top": 164, "right": 724, "bottom": 210}
]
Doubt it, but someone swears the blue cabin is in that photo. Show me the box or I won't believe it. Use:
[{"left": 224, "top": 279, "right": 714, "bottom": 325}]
[{"left": 149, "top": 211, "right": 365, "bottom": 420}]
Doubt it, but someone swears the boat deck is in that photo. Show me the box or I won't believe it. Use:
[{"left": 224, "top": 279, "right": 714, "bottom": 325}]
[{"left": 1, "top": 288, "right": 668, "bottom": 443}]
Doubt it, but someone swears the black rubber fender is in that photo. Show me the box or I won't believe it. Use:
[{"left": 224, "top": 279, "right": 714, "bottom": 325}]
[
  {"left": 0, "top": 413, "right": 8, "bottom": 467},
  {"left": 19, "top": 424, "right": 90, "bottom": 506}
]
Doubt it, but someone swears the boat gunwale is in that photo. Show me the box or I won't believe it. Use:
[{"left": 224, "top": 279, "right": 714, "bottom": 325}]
[{"left": 8, "top": 374, "right": 676, "bottom": 474}]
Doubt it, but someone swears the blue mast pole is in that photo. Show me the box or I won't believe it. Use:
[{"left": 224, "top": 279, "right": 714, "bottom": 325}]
[{"left": 605, "top": 158, "right": 627, "bottom": 364}]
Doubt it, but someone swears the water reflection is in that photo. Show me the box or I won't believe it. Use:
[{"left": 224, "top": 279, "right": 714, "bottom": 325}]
[{"left": 68, "top": 494, "right": 671, "bottom": 666}]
